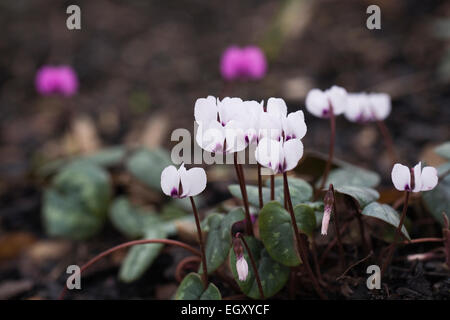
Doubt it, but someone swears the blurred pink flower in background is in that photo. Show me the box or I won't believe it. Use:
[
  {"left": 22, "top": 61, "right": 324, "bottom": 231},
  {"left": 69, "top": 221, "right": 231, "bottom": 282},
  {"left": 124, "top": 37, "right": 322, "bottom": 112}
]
[
  {"left": 35, "top": 65, "right": 78, "bottom": 96},
  {"left": 220, "top": 46, "right": 267, "bottom": 81}
]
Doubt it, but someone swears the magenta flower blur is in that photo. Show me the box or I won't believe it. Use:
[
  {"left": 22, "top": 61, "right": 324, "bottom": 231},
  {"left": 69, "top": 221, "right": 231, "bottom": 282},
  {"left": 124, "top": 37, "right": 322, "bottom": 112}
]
[
  {"left": 220, "top": 46, "right": 267, "bottom": 81},
  {"left": 35, "top": 65, "right": 78, "bottom": 97}
]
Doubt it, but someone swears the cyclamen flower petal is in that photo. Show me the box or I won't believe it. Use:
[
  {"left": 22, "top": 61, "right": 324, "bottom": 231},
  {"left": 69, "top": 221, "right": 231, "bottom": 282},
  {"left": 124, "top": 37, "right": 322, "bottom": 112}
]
[
  {"left": 194, "top": 96, "right": 218, "bottom": 124},
  {"left": 321, "top": 206, "right": 332, "bottom": 236},
  {"left": 391, "top": 162, "right": 438, "bottom": 192},
  {"left": 220, "top": 46, "right": 267, "bottom": 81},
  {"left": 283, "top": 110, "right": 307, "bottom": 141},
  {"left": 267, "top": 97, "right": 288, "bottom": 119},
  {"left": 35, "top": 65, "right": 78, "bottom": 96},
  {"left": 368, "top": 93, "right": 391, "bottom": 121},
  {"left": 305, "top": 86, "right": 348, "bottom": 118},
  {"left": 255, "top": 138, "right": 303, "bottom": 174},
  {"left": 236, "top": 256, "right": 249, "bottom": 281},
  {"left": 160, "top": 164, "right": 206, "bottom": 198}
]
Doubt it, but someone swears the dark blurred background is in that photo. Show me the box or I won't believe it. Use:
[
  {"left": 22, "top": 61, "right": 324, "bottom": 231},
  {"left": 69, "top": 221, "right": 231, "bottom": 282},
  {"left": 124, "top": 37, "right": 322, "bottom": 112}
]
[{"left": 0, "top": 0, "right": 449, "bottom": 299}]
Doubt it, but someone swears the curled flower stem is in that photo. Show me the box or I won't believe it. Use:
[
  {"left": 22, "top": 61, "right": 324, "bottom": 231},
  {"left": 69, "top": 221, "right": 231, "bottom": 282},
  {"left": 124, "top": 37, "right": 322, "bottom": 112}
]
[
  {"left": 381, "top": 190, "right": 410, "bottom": 276},
  {"left": 270, "top": 175, "right": 275, "bottom": 201},
  {"left": 190, "top": 196, "right": 209, "bottom": 288},
  {"left": 58, "top": 239, "right": 200, "bottom": 300},
  {"left": 175, "top": 255, "right": 201, "bottom": 283},
  {"left": 375, "top": 119, "right": 398, "bottom": 164},
  {"left": 257, "top": 164, "right": 263, "bottom": 209},
  {"left": 234, "top": 153, "right": 253, "bottom": 235},
  {"left": 331, "top": 185, "right": 346, "bottom": 269},
  {"left": 318, "top": 105, "right": 335, "bottom": 192},
  {"left": 283, "top": 172, "right": 327, "bottom": 300},
  {"left": 239, "top": 235, "right": 265, "bottom": 299}
]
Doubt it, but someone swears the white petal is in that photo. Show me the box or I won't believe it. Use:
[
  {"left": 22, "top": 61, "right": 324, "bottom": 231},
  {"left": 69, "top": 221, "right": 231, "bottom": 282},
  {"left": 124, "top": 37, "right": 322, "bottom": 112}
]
[
  {"left": 194, "top": 96, "right": 218, "bottom": 124},
  {"left": 218, "top": 97, "right": 244, "bottom": 125},
  {"left": 181, "top": 167, "right": 207, "bottom": 197},
  {"left": 285, "top": 110, "right": 307, "bottom": 140},
  {"left": 224, "top": 120, "right": 248, "bottom": 153},
  {"left": 196, "top": 121, "right": 225, "bottom": 153},
  {"left": 258, "top": 112, "right": 282, "bottom": 141},
  {"left": 267, "top": 97, "right": 287, "bottom": 119},
  {"left": 161, "top": 165, "right": 180, "bottom": 197},
  {"left": 236, "top": 256, "right": 248, "bottom": 281},
  {"left": 420, "top": 166, "right": 438, "bottom": 191},
  {"left": 255, "top": 137, "right": 282, "bottom": 173},
  {"left": 344, "top": 93, "right": 367, "bottom": 122},
  {"left": 412, "top": 162, "right": 422, "bottom": 192},
  {"left": 283, "top": 139, "right": 303, "bottom": 171},
  {"left": 369, "top": 93, "right": 391, "bottom": 120},
  {"left": 391, "top": 163, "right": 411, "bottom": 191},
  {"left": 325, "top": 85, "right": 347, "bottom": 115},
  {"left": 305, "top": 89, "right": 329, "bottom": 118}
]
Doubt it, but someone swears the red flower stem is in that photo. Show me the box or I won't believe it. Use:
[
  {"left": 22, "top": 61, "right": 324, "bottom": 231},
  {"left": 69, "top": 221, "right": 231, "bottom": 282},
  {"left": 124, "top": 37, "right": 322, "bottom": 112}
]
[
  {"left": 283, "top": 172, "right": 327, "bottom": 300},
  {"left": 239, "top": 235, "right": 265, "bottom": 299},
  {"left": 310, "top": 234, "right": 324, "bottom": 283},
  {"left": 190, "top": 196, "right": 209, "bottom": 289},
  {"left": 319, "top": 221, "right": 351, "bottom": 265},
  {"left": 234, "top": 153, "right": 253, "bottom": 235},
  {"left": 58, "top": 239, "right": 200, "bottom": 300},
  {"left": 331, "top": 185, "right": 346, "bottom": 269},
  {"left": 401, "top": 237, "right": 443, "bottom": 245},
  {"left": 375, "top": 119, "right": 398, "bottom": 164},
  {"left": 257, "top": 164, "right": 263, "bottom": 209},
  {"left": 318, "top": 105, "right": 335, "bottom": 192},
  {"left": 270, "top": 175, "right": 275, "bottom": 200},
  {"left": 381, "top": 190, "right": 410, "bottom": 276}
]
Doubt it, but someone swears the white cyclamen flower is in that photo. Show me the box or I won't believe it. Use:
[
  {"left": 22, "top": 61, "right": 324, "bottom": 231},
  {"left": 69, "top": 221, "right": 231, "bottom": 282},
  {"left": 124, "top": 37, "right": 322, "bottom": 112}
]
[
  {"left": 391, "top": 162, "right": 438, "bottom": 192},
  {"left": 345, "top": 92, "right": 391, "bottom": 122},
  {"left": 305, "top": 85, "right": 348, "bottom": 118},
  {"left": 236, "top": 255, "right": 249, "bottom": 281},
  {"left": 255, "top": 137, "right": 304, "bottom": 174},
  {"left": 161, "top": 163, "right": 207, "bottom": 198},
  {"left": 195, "top": 96, "right": 248, "bottom": 154}
]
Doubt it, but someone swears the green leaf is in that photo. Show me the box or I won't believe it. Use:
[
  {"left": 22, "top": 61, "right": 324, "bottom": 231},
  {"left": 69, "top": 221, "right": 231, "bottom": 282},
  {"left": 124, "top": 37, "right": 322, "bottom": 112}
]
[
  {"left": 174, "top": 273, "right": 221, "bottom": 300},
  {"left": 334, "top": 186, "right": 379, "bottom": 208},
  {"left": 362, "top": 202, "right": 410, "bottom": 240},
  {"left": 423, "top": 165, "right": 450, "bottom": 226},
  {"left": 317, "top": 166, "right": 380, "bottom": 189},
  {"left": 228, "top": 177, "right": 313, "bottom": 208},
  {"left": 42, "top": 161, "right": 111, "bottom": 240},
  {"left": 202, "top": 208, "right": 245, "bottom": 274},
  {"left": 435, "top": 142, "right": 450, "bottom": 160},
  {"left": 229, "top": 236, "right": 289, "bottom": 299},
  {"left": 259, "top": 201, "right": 316, "bottom": 266},
  {"left": 228, "top": 184, "right": 271, "bottom": 208},
  {"left": 126, "top": 148, "right": 172, "bottom": 190},
  {"left": 109, "top": 197, "right": 160, "bottom": 238},
  {"left": 119, "top": 228, "right": 166, "bottom": 283}
]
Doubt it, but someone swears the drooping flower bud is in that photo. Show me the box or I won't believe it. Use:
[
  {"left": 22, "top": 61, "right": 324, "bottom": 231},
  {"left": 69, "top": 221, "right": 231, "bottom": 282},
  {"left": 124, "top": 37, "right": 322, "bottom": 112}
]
[{"left": 321, "top": 185, "right": 335, "bottom": 236}]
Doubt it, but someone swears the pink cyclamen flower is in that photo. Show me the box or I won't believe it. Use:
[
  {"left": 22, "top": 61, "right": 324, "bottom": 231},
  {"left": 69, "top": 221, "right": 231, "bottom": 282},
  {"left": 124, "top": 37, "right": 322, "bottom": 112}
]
[
  {"left": 35, "top": 65, "right": 78, "bottom": 96},
  {"left": 391, "top": 162, "right": 438, "bottom": 192},
  {"left": 305, "top": 86, "right": 348, "bottom": 118},
  {"left": 236, "top": 255, "right": 249, "bottom": 281},
  {"left": 255, "top": 137, "right": 304, "bottom": 174},
  {"left": 220, "top": 46, "right": 267, "bottom": 81},
  {"left": 161, "top": 163, "right": 207, "bottom": 198}
]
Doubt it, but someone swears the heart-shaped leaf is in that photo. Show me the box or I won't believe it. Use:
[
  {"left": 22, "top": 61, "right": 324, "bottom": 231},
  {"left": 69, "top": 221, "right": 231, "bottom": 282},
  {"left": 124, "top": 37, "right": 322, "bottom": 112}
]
[
  {"left": 174, "top": 273, "right": 221, "bottom": 300},
  {"left": 334, "top": 186, "right": 379, "bottom": 208},
  {"left": 423, "top": 164, "right": 450, "bottom": 226},
  {"left": 119, "top": 228, "right": 166, "bottom": 283},
  {"left": 202, "top": 208, "right": 245, "bottom": 274},
  {"left": 42, "top": 161, "right": 111, "bottom": 240},
  {"left": 229, "top": 236, "right": 289, "bottom": 299},
  {"left": 258, "top": 201, "right": 316, "bottom": 266},
  {"left": 126, "top": 148, "right": 172, "bottom": 190},
  {"left": 362, "top": 202, "right": 410, "bottom": 240},
  {"left": 435, "top": 142, "right": 450, "bottom": 160},
  {"left": 317, "top": 166, "right": 380, "bottom": 189},
  {"left": 109, "top": 197, "right": 160, "bottom": 239},
  {"left": 228, "top": 177, "right": 313, "bottom": 208}
]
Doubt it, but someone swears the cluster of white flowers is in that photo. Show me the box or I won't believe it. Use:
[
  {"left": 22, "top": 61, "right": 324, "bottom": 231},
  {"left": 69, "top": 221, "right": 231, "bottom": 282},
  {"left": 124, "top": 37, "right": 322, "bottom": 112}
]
[{"left": 195, "top": 96, "right": 307, "bottom": 174}]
